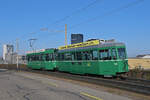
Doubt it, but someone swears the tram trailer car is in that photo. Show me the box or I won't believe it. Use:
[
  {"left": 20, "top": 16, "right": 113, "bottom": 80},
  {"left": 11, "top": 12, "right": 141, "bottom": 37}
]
[
  {"left": 57, "top": 41, "right": 129, "bottom": 76},
  {"left": 26, "top": 48, "right": 58, "bottom": 70}
]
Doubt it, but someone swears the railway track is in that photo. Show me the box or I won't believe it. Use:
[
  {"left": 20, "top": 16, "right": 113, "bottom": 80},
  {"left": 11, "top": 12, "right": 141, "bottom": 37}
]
[
  {"left": 123, "top": 77, "right": 150, "bottom": 86},
  {"left": 2, "top": 67, "right": 150, "bottom": 95}
]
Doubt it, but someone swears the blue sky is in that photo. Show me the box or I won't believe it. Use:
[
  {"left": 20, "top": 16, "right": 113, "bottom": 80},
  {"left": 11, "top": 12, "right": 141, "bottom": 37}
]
[{"left": 0, "top": 0, "right": 149, "bottom": 57}]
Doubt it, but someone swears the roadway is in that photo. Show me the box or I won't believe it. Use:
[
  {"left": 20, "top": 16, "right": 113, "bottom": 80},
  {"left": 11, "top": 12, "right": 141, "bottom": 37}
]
[{"left": 0, "top": 69, "right": 135, "bottom": 100}]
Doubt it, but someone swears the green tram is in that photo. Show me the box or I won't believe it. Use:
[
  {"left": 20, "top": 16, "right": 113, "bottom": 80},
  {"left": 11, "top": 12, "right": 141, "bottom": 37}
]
[
  {"left": 57, "top": 42, "right": 129, "bottom": 76},
  {"left": 26, "top": 40, "right": 129, "bottom": 76},
  {"left": 26, "top": 48, "right": 57, "bottom": 70}
]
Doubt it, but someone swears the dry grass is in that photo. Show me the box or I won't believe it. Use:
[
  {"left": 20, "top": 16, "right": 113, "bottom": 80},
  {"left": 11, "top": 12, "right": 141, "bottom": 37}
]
[{"left": 128, "top": 58, "right": 150, "bottom": 69}]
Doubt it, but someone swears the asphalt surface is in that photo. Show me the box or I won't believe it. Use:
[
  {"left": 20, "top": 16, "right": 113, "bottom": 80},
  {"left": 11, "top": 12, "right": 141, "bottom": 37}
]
[{"left": 0, "top": 69, "right": 133, "bottom": 100}]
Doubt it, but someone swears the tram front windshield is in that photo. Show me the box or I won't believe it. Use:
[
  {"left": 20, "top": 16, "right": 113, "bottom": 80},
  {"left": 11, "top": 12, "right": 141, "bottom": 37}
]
[{"left": 118, "top": 48, "right": 126, "bottom": 59}]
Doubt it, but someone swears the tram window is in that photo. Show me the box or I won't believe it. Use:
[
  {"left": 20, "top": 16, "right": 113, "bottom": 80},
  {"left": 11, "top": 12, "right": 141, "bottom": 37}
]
[
  {"left": 76, "top": 52, "right": 82, "bottom": 60},
  {"left": 37, "top": 55, "right": 39, "bottom": 61},
  {"left": 38, "top": 55, "right": 40, "bottom": 61},
  {"left": 54, "top": 53, "right": 58, "bottom": 60},
  {"left": 48, "top": 54, "right": 54, "bottom": 61},
  {"left": 30, "top": 56, "right": 32, "bottom": 61},
  {"left": 32, "top": 55, "right": 34, "bottom": 61},
  {"left": 62, "top": 54, "right": 65, "bottom": 60},
  {"left": 58, "top": 54, "right": 61, "bottom": 61},
  {"left": 42, "top": 54, "right": 45, "bottom": 61},
  {"left": 57, "top": 53, "right": 61, "bottom": 61},
  {"left": 92, "top": 50, "right": 98, "bottom": 60},
  {"left": 112, "top": 48, "right": 117, "bottom": 60},
  {"left": 49, "top": 54, "right": 51, "bottom": 61},
  {"left": 26, "top": 56, "right": 28, "bottom": 61},
  {"left": 118, "top": 48, "right": 126, "bottom": 59},
  {"left": 33, "top": 55, "right": 36, "bottom": 61},
  {"left": 38, "top": 55, "right": 40, "bottom": 60},
  {"left": 52, "top": 54, "right": 55, "bottom": 61},
  {"left": 65, "top": 53, "right": 72, "bottom": 60},
  {"left": 33, "top": 56, "right": 35, "bottom": 61},
  {"left": 27, "top": 56, "right": 30, "bottom": 61},
  {"left": 35, "top": 55, "right": 37, "bottom": 61},
  {"left": 39, "top": 54, "right": 43, "bottom": 61},
  {"left": 50, "top": 54, "right": 52, "bottom": 61},
  {"left": 27, "top": 56, "right": 29, "bottom": 61},
  {"left": 60, "top": 53, "right": 65, "bottom": 60},
  {"left": 71, "top": 53, "right": 75, "bottom": 60},
  {"left": 82, "top": 51, "right": 87, "bottom": 60},
  {"left": 33, "top": 55, "right": 35, "bottom": 61},
  {"left": 34, "top": 56, "right": 36, "bottom": 61},
  {"left": 32, "top": 56, "right": 34, "bottom": 61},
  {"left": 99, "top": 49, "right": 111, "bottom": 60},
  {"left": 89, "top": 51, "right": 92, "bottom": 60},
  {"left": 45, "top": 54, "right": 48, "bottom": 61},
  {"left": 29, "top": 56, "right": 31, "bottom": 61},
  {"left": 82, "top": 51, "right": 92, "bottom": 60},
  {"left": 46, "top": 54, "right": 50, "bottom": 61},
  {"left": 36, "top": 55, "right": 39, "bottom": 61}
]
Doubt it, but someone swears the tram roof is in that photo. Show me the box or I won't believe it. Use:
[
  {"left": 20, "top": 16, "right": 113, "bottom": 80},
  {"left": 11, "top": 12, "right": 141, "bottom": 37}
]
[{"left": 58, "top": 42, "right": 125, "bottom": 52}]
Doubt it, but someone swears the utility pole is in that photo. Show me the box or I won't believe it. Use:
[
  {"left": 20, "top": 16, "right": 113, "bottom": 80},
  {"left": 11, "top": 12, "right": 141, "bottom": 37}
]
[
  {"left": 16, "top": 39, "right": 19, "bottom": 70},
  {"left": 65, "top": 24, "right": 67, "bottom": 45}
]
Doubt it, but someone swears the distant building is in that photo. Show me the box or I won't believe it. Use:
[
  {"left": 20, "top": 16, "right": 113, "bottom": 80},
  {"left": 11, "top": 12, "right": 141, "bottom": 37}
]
[
  {"left": 71, "top": 34, "right": 83, "bottom": 44},
  {"left": 2, "top": 44, "right": 26, "bottom": 64},
  {"left": 136, "top": 54, "right": 150, "bottom": 59},
  {"left": 4, "top": 53, "right": 26, "bottom": 64},
  {"left": 3, "top": 44, "right": 14, "bottom": 60},
  {"left": 5, "top": 53, "right": 17, "bottom": 64}
]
